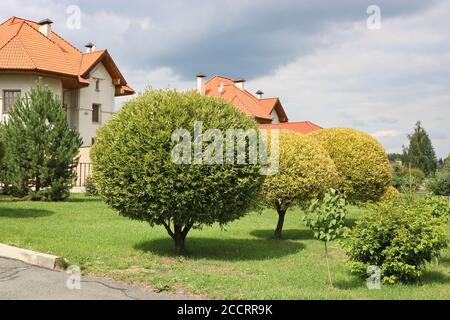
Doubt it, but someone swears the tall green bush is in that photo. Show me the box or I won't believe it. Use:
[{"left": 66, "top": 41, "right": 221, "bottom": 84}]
[
  {"left": 309, "top": 128, "right": 391, "bottom": 203},
  {"left": 3, "top": 80, "right": 82, "bottom": 200},
  {"left": 262, "top": 130, "right": 339, "bottom": 239},
  {"left": 92, "top": 90, "right": 264, "bottom": 254},
  {"left": 403, "top": 121, "right": 438, "bottom": 176},
  {"left": 344, "top": 197, "right": 448, "bottom": 284}
]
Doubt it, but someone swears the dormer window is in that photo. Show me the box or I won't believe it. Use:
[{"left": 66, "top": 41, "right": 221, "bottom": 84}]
[{"left": 95, "top": 79, "right": 101, "bottom": 92}]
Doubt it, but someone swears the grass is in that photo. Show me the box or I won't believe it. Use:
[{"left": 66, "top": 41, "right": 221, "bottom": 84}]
[{"left": 0, "top": 194, "right": 449, "bottom": 299}]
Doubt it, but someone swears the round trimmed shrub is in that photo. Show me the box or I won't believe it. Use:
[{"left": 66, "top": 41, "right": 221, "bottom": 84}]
[
  {"left": 378, "top": 186, "right": 401, "bottom": 204},
  {"left": 92, "top": 90, "right": 265, "bottom": 254},
  {"left": 309, "top": 128, "right": 391, "bottom": 203},
  {"left": 262, "top": 130, "right": 339, "bottom": 239},
  {"left": 344, "top": 197, "right": 448, "bottom": 284}
]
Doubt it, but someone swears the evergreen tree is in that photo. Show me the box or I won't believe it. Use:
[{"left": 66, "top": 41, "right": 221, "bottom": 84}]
[
  {"left": 3, "top": 80, "right": 82, "bottom": 200},
  {"left": 402, "top": 121, "right": 437, "bottom": 176}
]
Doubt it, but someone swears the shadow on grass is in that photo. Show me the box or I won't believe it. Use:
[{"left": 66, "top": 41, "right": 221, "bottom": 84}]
[
  {"left": 420, "top": 270, "right": 450, "bottom": 285},
  {"left": 344, "top": 217, "right": 357, "bottom": 228},
  {"left": 135, "top": 237, "right": 305, "bottom": 261},
  {"left": 250, "top": 229, "right": 314, "bottom": 240},
  {"left": 0, "top": 208, "right": 54, "bottom": 218},
  {"left": 334, "top": 276, "right": 365, "bottom": 290},
  {"left": 334, "top": 270, "right": 450, "bottom": 289},
  {"left": 65, "top": 197, "right": 102, "bottom": 203}
]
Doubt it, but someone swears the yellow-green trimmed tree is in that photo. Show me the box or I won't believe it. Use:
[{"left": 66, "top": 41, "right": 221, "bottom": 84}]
[
  {"left": 262, "top": 131, "right": 340, "bottom": 239},
  {"left": 309, "top": 128, "right": 391, "bottom": 203}
]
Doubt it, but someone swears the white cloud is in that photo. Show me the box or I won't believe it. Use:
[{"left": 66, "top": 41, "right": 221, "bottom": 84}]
[
  {"left": 115, "top": 67, "right": 194, "bottom": 108},
  {"left": 247, "top": 1, "right": 450, "bottom": 157},
  {"left": 372, "top": 130, "right": 402, "bottom": 138}
]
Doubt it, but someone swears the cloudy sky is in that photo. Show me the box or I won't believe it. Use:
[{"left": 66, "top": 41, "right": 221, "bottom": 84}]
[{"left": 3, "top": 0, "right": 449, "bottom": 158}]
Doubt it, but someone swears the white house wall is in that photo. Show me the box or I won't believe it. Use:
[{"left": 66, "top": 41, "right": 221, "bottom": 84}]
[
  {"left": 78, "top": 62, "right": 116, "bottom": 147},
  {"left": 0, "top": 75, "right": 63, "bottom": 122},
  {"left": 271, "top": 109, "right": 280, "bottom": 124}
]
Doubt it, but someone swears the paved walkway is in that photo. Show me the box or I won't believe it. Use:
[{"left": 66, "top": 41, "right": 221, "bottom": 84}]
[{"left": 0, "top": 257, "right": 188, "bottom": 300}]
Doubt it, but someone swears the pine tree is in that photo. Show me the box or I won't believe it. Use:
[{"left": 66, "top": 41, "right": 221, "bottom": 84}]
[
  {"left": 3, "top": 80, "right": 82, "bottom": 200},
  {"left": 402, "top": 121, "right": 438, "bottom": 176}
]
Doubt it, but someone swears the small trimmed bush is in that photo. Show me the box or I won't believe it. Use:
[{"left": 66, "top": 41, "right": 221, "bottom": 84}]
[
  {"left": 378, "top": 186, "right": 401, "bottom": 204},
  {"left": 309, "top": 128, "right": 391, "bottom": 203},
  {"left": 92, "top": 90, "right": 264, "bottom": 254},
  {"left": 344, "top": 197, "right": 448, "bottom": 284},
  {"left": 262, "top": 131, "right": 339, "bottom": 239},
  {"left": 84, "top": 176, "right": 98, "bottom": 196}
]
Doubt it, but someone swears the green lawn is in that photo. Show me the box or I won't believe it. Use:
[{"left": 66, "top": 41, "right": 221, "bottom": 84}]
[{"left": 0, "top": 194, "right": 448, "bottom": 299}]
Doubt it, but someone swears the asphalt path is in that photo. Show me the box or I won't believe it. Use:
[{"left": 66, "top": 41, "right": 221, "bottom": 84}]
[{"left": 0, "top": 257, "right": 189, "bottom": 300}]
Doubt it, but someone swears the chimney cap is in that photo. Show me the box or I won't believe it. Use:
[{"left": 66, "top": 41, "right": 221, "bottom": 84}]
[
  {"left": 234, "top": 78, "right": 246, "bottom": 83},
  {"left": 38, "top": 18, "right": 53, "bottom": 25},
  {"left": 256, "top": 90, "right": 264, "bottom": 95},
  {"left": 85, "top": 42, "right": 95, "bottom": 48},
  {"left": 196, "top": 72, "right": 207, "bottom": 78}
]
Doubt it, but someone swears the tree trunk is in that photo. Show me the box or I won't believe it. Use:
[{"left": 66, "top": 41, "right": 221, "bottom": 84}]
[
  {"left": 174, "top": 224, "right": 187, "bottom": 255},
  {"left": 162, "top": 222, "right": 192, "bottom": 256},
  {"left": 324, "top": 241, "right": 334, "bottom": 289},
  {"left": 274, "top": 208, "right": 286, "bottom": 240},
  {"left": 35, "top": 176, "right": 41, "bottom": 192}
]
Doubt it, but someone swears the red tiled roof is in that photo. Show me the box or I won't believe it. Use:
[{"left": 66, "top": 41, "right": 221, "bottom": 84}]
[
  {"left": 0, "top": 16, "right": 134, "bottom": 95},
  {"left": 260, "top": 121, "right": 322, "bottom": 133},
  {"left": 204, "top": 76, "right": 288, "bottom": 122}
]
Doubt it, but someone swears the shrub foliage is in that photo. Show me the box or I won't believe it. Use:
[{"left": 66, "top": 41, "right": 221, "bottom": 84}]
[
  {"left": 391, "top": 164, "right": 425, "bottom": 194},
  {"left": 344, "top": 197, "right": 448, "bottom": 284},
  {"left": 92, "top": 90, "right": 264, "bottom": 254},
  {"left": 309, "top": 128, "right": 391, "bottom": 203},
  {"left": 427, "top": 163, "right": 450, "bottom": 196},
  {"left": 378, "top": 186, "right": 401, "bottom": 204},
  {"left": 262, "top": 131, "right": 339, "bottom": 239}
]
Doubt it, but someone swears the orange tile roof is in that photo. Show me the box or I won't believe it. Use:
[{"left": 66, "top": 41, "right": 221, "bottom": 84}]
[
  {"left": 204, "top": 76, "right": 285, "bottom": 122},
  {"left": 0, "top": 16, "right": 134, "bottom": 95},
  {"left": 260, "top": 121, "right": 323, "bottom": 133}
]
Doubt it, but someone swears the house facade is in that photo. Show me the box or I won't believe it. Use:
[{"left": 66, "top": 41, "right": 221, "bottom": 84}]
[
  {"left": 0, "top": 17, "right": 134, "bottom": 147},
  {"left": 196, "top": 74, "right": 322, "bottom": 134}
]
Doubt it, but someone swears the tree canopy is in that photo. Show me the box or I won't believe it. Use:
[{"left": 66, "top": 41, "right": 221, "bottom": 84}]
[
  {"left": 92, "top": 90, "right": 265, "bottom": 254},
  {"left": 309, "top": 128, "right": 391, "bottom": 203},
  {"left": 403, "top": 121, "right": 438, "bottom": 176},
  {"left": 262, "top": 130, "right": 339, "bottom": 239}
]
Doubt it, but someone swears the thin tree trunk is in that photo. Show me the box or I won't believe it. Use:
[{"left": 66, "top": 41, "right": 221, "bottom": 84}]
[
  {"left": 35, "top": 176, "right": 41, "bottom": 192},
  {"left": 274, "top": 208, "right": 286, "bottom": 240},
  {"left": 162, "top": 221, "right": 192, "bottom": 256},
  {"left": 173, "top": 224, "right": 187, "bottom": 255},
  {"left": 324, "top": 241, "right": 333, "bottom": 288}
]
